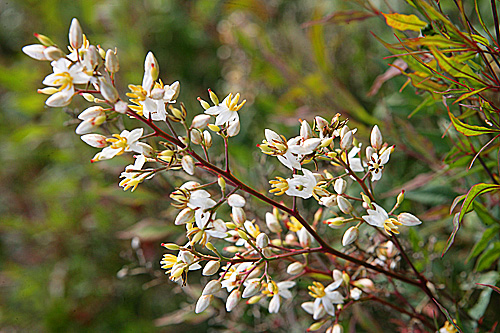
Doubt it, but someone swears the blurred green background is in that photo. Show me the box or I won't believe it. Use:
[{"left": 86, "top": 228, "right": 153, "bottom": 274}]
[{"left": 1, "top": 0, "right": 499, "bottom": 332}]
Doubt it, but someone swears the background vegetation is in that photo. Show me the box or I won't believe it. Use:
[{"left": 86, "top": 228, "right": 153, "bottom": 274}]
[{"left": 1, "top": 0, "right": 499, "bottom": 331}]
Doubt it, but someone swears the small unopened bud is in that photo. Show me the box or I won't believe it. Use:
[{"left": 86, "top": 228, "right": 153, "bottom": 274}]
[
  {"left": 320, "top": 136, "right": 334, "bottom": 148},
  {"left": 340, "top": 130, "right": 353, "bottom": 150},
  {"left": 256, "top": 233, "right": 269, "bottom": 248},
  {"left": 43, "top": 46, "right": 64, "bottom": 61},
  {"left": 242, "top": 280, "right": 261, "bottom": 298},
  {"left": 37, "top": 87, "right": 58, "bottom": 95},
  {"left": 34, "top": 33, "right": 55, "bottom": 46},
  {"left": 81, "top": 134, "right": 107, "bottom": 148},
  {"left": 286, "top": 262, "right": 304, "bottom": 275},
  {"left": 227, "top": 120, "right": 240, "bottom": 137},
  {"left": 397, "top": 212, "right": 422, "bottom": 226},
  {"left": 225, "top": 222, "right": 236, "bottom": 229},
  {"left": 308, "top": 321, "right": 325, "bottom": 331},
  {"left": 342, "top": 226, "right": 358, "bottom": 246},
  {"left": 247, "top": 295, "right": 261, "bottom": 304},
  {"left": 226, "top": 289, "right": 241, "bottom": 312},
  {"left": 334, "top": 178, "right": 347, "bottom": 195},
  {"left": 324, "top": 217, "right": 345, "bottom": 229},
  {"left": 98, "top": 77, "right": 119, "bottom": 103},
  {"left": 169, "top": 106, "right": 185, "bottom": 122},
  {"left": 22, "top": 44, "right": 48, "bottom": 61},
  {"left": 337, "top": 196, "right": 353, "bottom": 214},
  {"left": 195, "top": 294, "right": 213, "bottom": 313},
  {"left": 198, "top": 97, "right": 211, "bottom": 110},
  {"left": 397, "top": 190, "right": 405, "bottom": 205},
  {"left": 353, "top": 278, "right": 375, "bottom": 291},
  {"left": 144, "top": 51, "right": 159, "bottom": 81},
  {"left": 81, "top": 93, "right": 95, "bottom": 102},
  {"left": 202, "top": 261, "right": 220, "bottom": 276},
  {"left": 332, "top": 269, "right": 342, "bottom": 282},
  {"left": 315, "top": 116, "right": 329, "bottom": 132},
  {"left": 237, "top": 229, "right": 249, "bottom": 241},
  {"left": 232, "top": 207, "right": 246, "bottom": 226},
  {"left": 161, "top": 243, "right": 180, "bottom": 250},
  {"left": 227, "top": 194, "right": 245, "bottom": 208},
  {"left": 202, "top": 280, "right": 222, "bottom": 296},
  {"left": 342, "top": 271, "right": 350, "bottom": 285},
  {"left": 69, "top": 18, "right": 83, "bottom": 49},
  {"left": 190, "top": 130, "right": 203, "bottom": 145},
  {"left": 360, "top": 192, "right": 371, "bottom": 207},
  {"left": 217, "top": 176, "right": 226, "bottom": 192},
  {"left": 207, "top": 124, "right": 220, "bottom": 132},
  {"left": 175, "top": 208, "right": 194, "bottom": 225},
  {"left": 203, "top": 130, "right": 212, "bottom": 148},
  {"left": 265, "top": 212, "right": 281, "bottom": 233},
  {"left": 191, "top": 114, "right": 211, "bottom": 129},
  {"left": 105, "top": 49, "right": 119, "bottom": 73},
  {"left": 208, "top": 89, "right": 219, "bottom": 105},
  {"left": 332, "top": 324, "right": 344, "bottom": 333},
  {"left": 181, "top": 155, "right": 195, "bottom": 175},
  {"left": 300, "top": 120, "right": 313, "bottom": 139},
  {"left": 370, "top": 125, "right": 383, "bottom": 150}
]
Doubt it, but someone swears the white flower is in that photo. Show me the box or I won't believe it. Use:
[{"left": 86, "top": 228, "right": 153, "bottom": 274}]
[
  {"left": 371, "top": 125, "right": 383, "bottom": 150},
  {"left": 227, "top": 194, "right": 246, "bottom": 207},
  {"left": 226, "top": 289, "right": 241, "bottom": 312},
  {"left": 341, "top": 226, "right": 358, "bottom": 246},
  {"left": 75, "top": 106, "right": 106, "bottom": 134},
  {"left": 91, "top": 128, "right": 144, "bottom": 162},
  {"left": 350, "top": 287, "right": 362, "bottom": 300},
  {"left": 42, "top": 58, "right": 92, "bottom": 107},
  {"left": 195, "top": 295, "right": 213, "bottom": 313},
  {"left": 268, "top": 281, "right": 295, "bottom": 313},
  {"left": 285, "top": 169, "right": 317, "bottom": 199},
  {"left": 307, "top": 280, "right": 344, "bottom": 318},
  {"left": 119, "top": 154, "right": 154, "bottom": 192},
  {"left": 366, "top": 146, "right": 393, "bottom": 181},
  {"left": 204, "top": 92, "right": 245, "bottom": 129},
  {"left": 346, "top": 144, "right": 364, "bottom": 173},
  {"left": 362, "top": 203, "right": 420, "bottom": 235}
]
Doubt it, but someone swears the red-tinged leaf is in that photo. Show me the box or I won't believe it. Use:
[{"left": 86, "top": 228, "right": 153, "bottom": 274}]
[
  {"left": 448, "top": 111, "right": 500, "bottom": 136},
  {"left": 476, "top": 283, "right": 500, "bottom": 295},
  {"left": 459, "top": 183, "right": 500, "bottom": 224},
  {"left": 433, "top": 298, "right": 463, "bottom": 333},
  {"left": 302, "top": 10, "right": 375, "bottom": 27},
  {"left": 442, "top": 213, "right": 460, "bottom": 257},
  {"left": 450, "top": 194, "right": 466, "bottom": 214},
  {"left": 401, "top": 35, "right": 466, "bottom": 49},
  {"left": 382, "top": 13, "right": 427, "bottom": 31},
  {"left": 453, "top": 87, "right": 489, "bottom": 105},
  {"left": 469, "top": 134, "right": 500, "bottom": 169}
]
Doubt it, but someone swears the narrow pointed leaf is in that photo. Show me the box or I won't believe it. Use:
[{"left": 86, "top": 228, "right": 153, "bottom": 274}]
[
  {"left": 448, "top": 111, "right": 500, "bottom": 136},
  {"left": 382, "top": 13, "right": 427, "bottom": 31}
]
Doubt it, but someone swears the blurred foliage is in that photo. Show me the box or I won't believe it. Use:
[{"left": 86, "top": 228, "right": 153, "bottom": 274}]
[{"left": 2, "top": 0, "right": 500, "bottom": 332}]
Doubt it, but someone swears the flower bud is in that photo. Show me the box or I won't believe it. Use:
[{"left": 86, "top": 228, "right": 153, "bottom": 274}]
[
  {"left": 43, "top": 46, "right": 64, "bottom": 61},
  {"left": 202, "top": 261, "right": 220, "bottom": 276},
  {"left": 286, "top": 262, "right": 304, "bottom": 275},
  {"left": 320, "top": 136, "right": 334, "bottom": 148},
  {"left": 256, "top": 233, "right": 269, "bottom": 248},
  {"left": 342, "top": 226, "right": 359, "bottom": 246},
  {"left": 22, "top": 44, "right": 48, "bottom": 61},
  {"left": 208, "top": 89, "right": 219, "bottom": 105},
  {"left": 105, "top": 49, "right": 119, "bottom": 73},
  {"left": 265, "top": 212, "right": 281, "bottom": 233},
  {"left": 332, "top": 324, "right": 344, "bottom": 333},
  {"left": 350, "top": 288, "right": 362, "bottom": 300},
  {"left": 227, "top": 194, "right": 245, "bottom": 208},
  {"left": 324, "top": 217, "right": 344, "bottom": 229},
  {"left": 237, "top": 229, "right": 249, "bottom": 241},
  {"left": 34, "top": 33, "right": 55, "bottom": 46},
  {"left": 69, "top": 18, "right": 83, "bottom": 50},
  {"left": 300, "top": 120, "right": 313, "bottom": 139},
  {"left": 227, "top": 120, "right": 240, "bottom": 137},
  {"left": 175, "top": 208, "right": 194, "bottom": 225},
  {"left": 37, "top": 87, "right": 59, "bottom": 95},
  {"left": 98, "top": 77, "right": 119, "bottom": 103},
  {"left": 370, "top": 125, "right": 383, "bottom": 150},
  {"left": 397, "top": 212, "right": 422, "bottom": 226},
  {"left": 308, "top": 321, "right": 325, "bottom": 331},
  {"left": 320, "top": 195, "right": 337, "bottom": 208},
  {"left": 144, "top": 51, "right": 159, "bottom": 81},
  {"left": 315, "top": 116, "right": 329, "bottom": 132},
  {"left": 189, "top": 129, "right": 202, "bottom": 145},
  {"left": 81, "top": 93, "right": 95, "bottom": 102},
  {"left": 242, "top": 280, "right": 261, "bottom": 298},
  {"left": 161, "top": 243, "right": 180, "bottom": 250},
  {"left": 353, "top": 278, "right": 375, "bottom": 291},
  {"left": 195, "top": 294, "right": 213, "bottom": 313},
  {"left": 397, "top": 190, "right": 405, "bottom": 205},
  {"left": 334, "top": 178, "right": 347, "bottom": 195},
  {"left": 232, "top": 207, "right": 246, "bottom": 226},
  {"left": 217, "top": 176, "right": 226, "bottom": 192},
  {"left": 332, "top": 269, "right": 342, "bottom": 282},
  {"left": 202, "top": 280, "right": 222, "bottom": 296},
  {"left": 340, "top": 130, "right": 353, "bottom": 150},
  {"left": 337, "top": 196, "right": 353, "bottom": 214},
  {"left": 207, "top": 124, "right": 220, "bottom": 132},
  {"left": 80, "top": 134, "right": 107, "bottom": 148},
  {"left": 247, "top": 295, "right": 262, "bottom": 304},
  {"left": 198, "top": 97, "right": 210, "bottom": 110},
  {"left": 191, "top": 114, "right": 211, "bottom": 129},
  {"left": 203, "top": 130, "right": 212, "bottom": 148},
  {"left": 226, "top": 289, "right": 241, "bottom": 312},
  {"left": 181, "top": 155, "right": 195, "bottom": 175}
]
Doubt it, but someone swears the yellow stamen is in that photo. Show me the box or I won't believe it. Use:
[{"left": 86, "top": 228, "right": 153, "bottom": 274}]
[{"left": 308, "top": 281, "right": 326, "bottom": 298}]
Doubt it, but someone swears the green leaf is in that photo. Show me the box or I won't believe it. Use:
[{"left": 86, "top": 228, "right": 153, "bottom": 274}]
[
  {"left": 476, "top": 242, "right": 500, "bottom": 271},
  {"left": 382, "top": 13, "right": 427, "bottom": 31},
  {"left": 442, "top": 213, "right": 460, "bottom": 257},
  {"left": 467, "top": 225, "right": 500, "bottom": 262},
  {"left": 459, "top": 183, "right": 500, "bottom": 224},
  {"left": 448, "top": 111, "right": 500, "bottom": 136},
  {"left": 453, "top": 87, "right": 489, "bottom": 105}
]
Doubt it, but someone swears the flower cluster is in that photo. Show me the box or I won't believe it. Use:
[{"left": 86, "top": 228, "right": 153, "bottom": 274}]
[{"left": 22, "top": 18, "right": 446, "bottom": 332}]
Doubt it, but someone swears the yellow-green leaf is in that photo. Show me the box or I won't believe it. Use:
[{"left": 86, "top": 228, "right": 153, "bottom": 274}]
[{"left": 382, "top": 12, "right": 427, "bottom": 31}]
